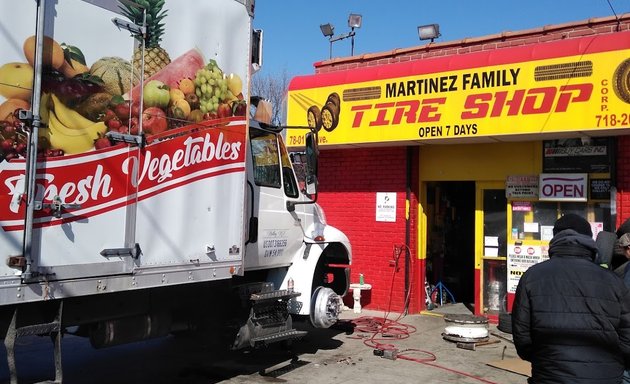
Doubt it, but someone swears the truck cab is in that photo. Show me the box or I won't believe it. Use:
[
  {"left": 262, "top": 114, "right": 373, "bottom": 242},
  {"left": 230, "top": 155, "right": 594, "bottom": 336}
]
[{"left": 244, "top": 117, "right": 351, "bottom": 329}]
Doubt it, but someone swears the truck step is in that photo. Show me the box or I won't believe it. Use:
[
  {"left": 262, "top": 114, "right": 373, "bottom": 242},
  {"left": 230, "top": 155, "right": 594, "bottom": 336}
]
[
  {"left": 250, "top": 289, "right": 301, "bottom": 302},
  {"left": 252, "top": 329, "right": 307, "bottom": 346},
  {"left": 5, "top": 302, "right": 63, "bottom": 384},
  {"left": 16, "top": 321, "right": 61, "bottom": 337}
]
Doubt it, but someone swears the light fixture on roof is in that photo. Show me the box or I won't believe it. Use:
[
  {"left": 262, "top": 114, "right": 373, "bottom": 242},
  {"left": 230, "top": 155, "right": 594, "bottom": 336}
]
[
  {"left": 320, "top": 13, "right": 362, "bottom": 59},
  {"left": 418, "top": 23, "right": 441, "bottom": 42},
  {"left": 348, "top": 13, "right": 362, "bottom": 29},
  {"left": 319, "top": 23, "right": 334, "bottom": 38},
  {"left": 347, "top": 13, "right": 362, "bottom": 56}
]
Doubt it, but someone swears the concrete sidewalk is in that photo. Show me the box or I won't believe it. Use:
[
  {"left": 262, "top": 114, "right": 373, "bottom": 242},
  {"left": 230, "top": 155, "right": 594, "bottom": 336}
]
[
  {"left": 216, "top": 303, "right": 529, "bottom": 383},
  {"left": 314, "top": 305, "right": 528, "bottom": 384}
]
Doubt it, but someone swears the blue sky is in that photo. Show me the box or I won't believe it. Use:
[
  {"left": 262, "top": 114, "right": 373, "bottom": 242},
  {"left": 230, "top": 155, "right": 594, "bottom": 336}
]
[{"left": 253, "top": 0, "right": 630, "bottom": 78}]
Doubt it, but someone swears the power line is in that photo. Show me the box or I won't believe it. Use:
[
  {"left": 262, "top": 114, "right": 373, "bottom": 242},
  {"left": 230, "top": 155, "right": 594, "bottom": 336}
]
[
  {"left": 606, "top": 0, "right": 621, "bottom": 31},
  {"left": 606, "top": 0, "right": 619, "bottom": 19}
]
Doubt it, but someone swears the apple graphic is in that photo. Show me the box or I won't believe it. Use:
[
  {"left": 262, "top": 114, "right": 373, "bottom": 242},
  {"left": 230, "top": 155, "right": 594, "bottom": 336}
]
[
  {"left": 143, "top": 80, "right": 170, "bottom": 109},
  {"left": 142, "top": 107, "right": 168, "bottom": 135},
  {"left": 217, "top": 103, "right": 232, "bottom": 118}
]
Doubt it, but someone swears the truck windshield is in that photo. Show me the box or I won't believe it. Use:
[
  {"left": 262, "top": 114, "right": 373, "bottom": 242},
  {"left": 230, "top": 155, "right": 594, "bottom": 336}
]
[{"left": 250, "top": 128, "right": 299, "bottom": 198}]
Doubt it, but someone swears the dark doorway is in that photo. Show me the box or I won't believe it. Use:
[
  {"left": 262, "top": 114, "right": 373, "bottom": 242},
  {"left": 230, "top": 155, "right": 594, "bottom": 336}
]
[{"left": 426, "top": 181, "right": 476, "bottom": 307}]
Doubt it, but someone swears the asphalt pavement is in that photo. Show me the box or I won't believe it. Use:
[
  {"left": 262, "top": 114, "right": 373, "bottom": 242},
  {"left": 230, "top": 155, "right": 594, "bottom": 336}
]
[{"left": 0, "top": 303, "right": 528, "bottom": 384}]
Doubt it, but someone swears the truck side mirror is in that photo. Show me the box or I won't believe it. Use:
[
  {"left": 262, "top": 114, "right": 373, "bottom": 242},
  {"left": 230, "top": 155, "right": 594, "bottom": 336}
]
[
  {"left": 286, "top": 132, "right": 319, "bottom": 212},
  {"left": 251, "top": 29, "right": 263, "bottom": 73},
  {"left": 304, "top": 132, "right": 319, "bottom": 196},
  {"left": 305, "top": 174, "right": 318, "bottom": 196},
  {"left": 305, "top": 132, "right": 318, "bottom": 177}
]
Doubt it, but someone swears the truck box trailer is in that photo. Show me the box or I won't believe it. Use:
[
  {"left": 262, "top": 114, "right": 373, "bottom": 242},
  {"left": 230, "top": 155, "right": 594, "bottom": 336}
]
[{"left": 0, "top": 1, "right": 351, "bottom": 382}]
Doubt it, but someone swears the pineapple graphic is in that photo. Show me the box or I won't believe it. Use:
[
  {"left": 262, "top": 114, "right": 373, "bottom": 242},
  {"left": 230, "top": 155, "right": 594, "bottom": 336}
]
[{"left": 119, "top": 0, "right": 171, "bottom": 79}]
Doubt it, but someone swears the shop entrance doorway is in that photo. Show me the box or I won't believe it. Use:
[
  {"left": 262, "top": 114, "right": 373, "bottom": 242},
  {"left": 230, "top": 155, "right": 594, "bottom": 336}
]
[{"left": 426, "top": 181, "right": 476, "bottom": 307}]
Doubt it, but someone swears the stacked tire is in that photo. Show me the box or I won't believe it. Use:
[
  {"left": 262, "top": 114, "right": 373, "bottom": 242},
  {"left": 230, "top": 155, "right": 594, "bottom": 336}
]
[
  {"left": 307, "top": 92, "right": 341, "bottom": 132},
  {"left": 497, "top": 312, "right": 512, "bottom": 334}
]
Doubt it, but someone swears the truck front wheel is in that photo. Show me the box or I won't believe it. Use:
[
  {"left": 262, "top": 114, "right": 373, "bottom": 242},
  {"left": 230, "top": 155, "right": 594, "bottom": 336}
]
[{"left": 309, "top": 286, "right": 342, "bottom": 328}]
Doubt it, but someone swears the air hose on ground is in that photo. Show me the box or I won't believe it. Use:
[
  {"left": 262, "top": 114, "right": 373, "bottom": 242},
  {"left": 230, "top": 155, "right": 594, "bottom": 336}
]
[{"left": 348, "top": 244, "right": 499, "bottom": 384}]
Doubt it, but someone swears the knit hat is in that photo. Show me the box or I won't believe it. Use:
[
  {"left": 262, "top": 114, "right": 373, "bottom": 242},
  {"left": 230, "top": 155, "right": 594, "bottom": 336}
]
[
  {"left": 552, "top": 213, "right": 592, "bottom": 237},
  {"left": 619, "top": 233, "right": 630, "bottom": 248}
]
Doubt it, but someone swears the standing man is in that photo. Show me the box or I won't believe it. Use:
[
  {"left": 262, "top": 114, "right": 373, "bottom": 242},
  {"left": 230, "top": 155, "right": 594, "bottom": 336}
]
[
  {"left": 512, "top": 213, "right": 630, "bottom": 383},
  {"left": 620, "top": 233, "right": 630, "bottom": 288},
  {"left": 619, "top": 233, "right": 630, "bottom": 384}
]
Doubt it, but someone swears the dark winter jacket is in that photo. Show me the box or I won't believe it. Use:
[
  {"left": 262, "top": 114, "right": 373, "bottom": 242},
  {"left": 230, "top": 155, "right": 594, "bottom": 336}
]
[{"left": 512, "top": 229, "right": 630, "bottom": 384}]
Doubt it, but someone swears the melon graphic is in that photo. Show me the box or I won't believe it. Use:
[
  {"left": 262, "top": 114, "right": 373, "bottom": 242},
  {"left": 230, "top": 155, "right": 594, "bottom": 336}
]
[{"left": 127, "top": 48, "right": 205, "bottom": 100}]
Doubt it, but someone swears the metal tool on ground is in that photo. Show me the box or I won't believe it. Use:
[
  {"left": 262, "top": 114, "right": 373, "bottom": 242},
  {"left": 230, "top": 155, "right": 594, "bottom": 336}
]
[
  {"left": 490, "top": 331, "right": 514, "bottom": 344},
  {"left": 456, "top": 339, "right": 501, "bottom": 351}
]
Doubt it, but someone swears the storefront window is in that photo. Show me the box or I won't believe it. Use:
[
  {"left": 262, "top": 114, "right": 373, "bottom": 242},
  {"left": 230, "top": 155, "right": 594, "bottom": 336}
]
[
  {"left": 483, "top": 190, "right": 507, "bottom": 257},
  {"left": 542, "top": 137, "right": 614, "bottom": 173},
  {"left": 511, "top": 202, "right": 557, "bottom": 241},
  {"left": 510, "top": 201, "right": 610, "bottom": 241},
  {"left": 483, "top": 259, "right": 507, "bottom": 314}
]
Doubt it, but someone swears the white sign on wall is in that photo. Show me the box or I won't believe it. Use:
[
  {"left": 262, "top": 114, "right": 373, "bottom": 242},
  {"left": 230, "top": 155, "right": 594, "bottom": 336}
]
[
  {"left": 376, "top": 192, "right": 397, "bottom": 222},
  {"left": 506, "top": 175, "right": 539, "bottom": 198}
]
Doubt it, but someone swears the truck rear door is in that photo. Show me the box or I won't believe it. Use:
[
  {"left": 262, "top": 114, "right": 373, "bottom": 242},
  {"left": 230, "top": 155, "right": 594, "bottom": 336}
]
[
  {"left": 0, "top": 0, "right": 251, "bottom": 283},
  {"left": 0, "top": 1, "right": 141, "bottom": 281}
]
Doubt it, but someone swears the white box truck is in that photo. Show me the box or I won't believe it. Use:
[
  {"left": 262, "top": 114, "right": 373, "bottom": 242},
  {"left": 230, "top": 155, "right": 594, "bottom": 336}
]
[{"left": 0, "top": 1, "right": 351, "bottom": 382}]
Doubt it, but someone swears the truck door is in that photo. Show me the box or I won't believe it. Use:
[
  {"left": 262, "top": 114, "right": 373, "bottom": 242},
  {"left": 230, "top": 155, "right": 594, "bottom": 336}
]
[{"left": 245, "top": 127, "right": 304, "bottom": 270}]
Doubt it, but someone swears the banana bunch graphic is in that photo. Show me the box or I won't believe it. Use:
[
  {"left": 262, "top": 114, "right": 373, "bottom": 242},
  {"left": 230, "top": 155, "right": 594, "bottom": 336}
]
[
  {"left": 42, "top": 93, "right": 106, "bottom": 154},
  {"left": 40, "top": 92, "right": 51, "bottom": 125}
]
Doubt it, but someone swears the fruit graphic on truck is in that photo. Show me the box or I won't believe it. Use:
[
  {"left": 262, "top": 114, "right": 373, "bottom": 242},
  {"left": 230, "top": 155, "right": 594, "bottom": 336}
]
[{"left": 0, "top": 2, "right": 352, "bottom": 383}]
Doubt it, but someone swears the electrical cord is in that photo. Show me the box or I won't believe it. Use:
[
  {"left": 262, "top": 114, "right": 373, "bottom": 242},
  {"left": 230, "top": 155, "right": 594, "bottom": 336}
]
[{"left": 349, "top": 244, "right": 499, "bottom": 384}]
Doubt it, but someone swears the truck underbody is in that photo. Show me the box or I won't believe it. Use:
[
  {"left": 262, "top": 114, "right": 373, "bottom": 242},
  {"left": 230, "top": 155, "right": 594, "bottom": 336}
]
[{"left": 0, "top": 249, "right": 349, "bottom": 383}]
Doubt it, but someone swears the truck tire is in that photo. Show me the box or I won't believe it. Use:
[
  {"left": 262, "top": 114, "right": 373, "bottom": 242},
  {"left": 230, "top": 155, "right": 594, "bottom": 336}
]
[
  {"left": 310, "top": 286, "right": 342, "bottom": 328},
  {"left": 497, "top": 312, "right": 512, "bottom": 334}
]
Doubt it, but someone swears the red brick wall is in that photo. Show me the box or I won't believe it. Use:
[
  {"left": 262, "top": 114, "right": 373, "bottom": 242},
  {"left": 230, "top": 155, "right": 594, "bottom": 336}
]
[{"left": 317, "top": 147, "right": 420, "bottom": 313}]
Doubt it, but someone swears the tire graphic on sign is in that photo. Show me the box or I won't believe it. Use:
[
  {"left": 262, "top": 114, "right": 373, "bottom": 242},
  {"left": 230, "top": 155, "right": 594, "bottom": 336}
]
[{"left": 613, "top": 58, "right": 630, "bottom": 104}]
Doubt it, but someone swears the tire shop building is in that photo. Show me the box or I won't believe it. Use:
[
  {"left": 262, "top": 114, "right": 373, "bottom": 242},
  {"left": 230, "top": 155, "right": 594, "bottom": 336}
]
[{"left": 286, "top": 15, "right": 630, "bottom": 321}]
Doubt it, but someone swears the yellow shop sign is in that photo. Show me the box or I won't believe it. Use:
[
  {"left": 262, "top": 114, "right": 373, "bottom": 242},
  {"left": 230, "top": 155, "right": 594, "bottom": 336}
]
[{"left": 287, "top": 32, "right": 630, "bottom": 147}]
